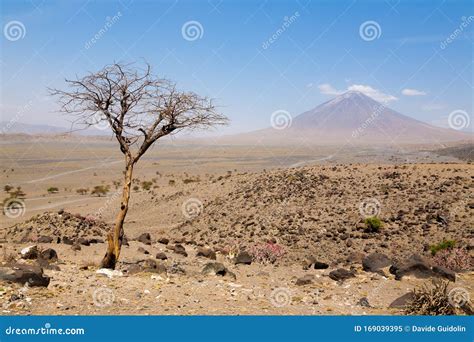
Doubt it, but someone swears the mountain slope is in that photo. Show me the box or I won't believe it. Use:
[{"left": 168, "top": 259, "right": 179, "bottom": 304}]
[{"left": 230, "top": 91, "right": 472, "bottom": 145}]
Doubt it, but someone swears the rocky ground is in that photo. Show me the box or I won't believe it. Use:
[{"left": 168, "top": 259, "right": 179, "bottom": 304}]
[{"left": 0, "top": 162, "right": 473, "bottom": 315}]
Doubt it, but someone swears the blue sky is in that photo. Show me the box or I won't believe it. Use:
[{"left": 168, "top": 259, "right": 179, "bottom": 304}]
[{"left": 1, "top": 0, "right": 473, "bottom": 134}]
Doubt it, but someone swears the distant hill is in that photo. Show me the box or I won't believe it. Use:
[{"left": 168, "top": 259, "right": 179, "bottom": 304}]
[
  {"left": 0, "top": 121, "right": 109, "bottom": 136},
  {"left": 226, "top": 91, "right": 472, "bottom": 145}
]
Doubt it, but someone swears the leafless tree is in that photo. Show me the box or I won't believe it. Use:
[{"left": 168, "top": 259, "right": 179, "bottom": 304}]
[{"left": 50, "top": 62, "right": 228, "bottom": 269}]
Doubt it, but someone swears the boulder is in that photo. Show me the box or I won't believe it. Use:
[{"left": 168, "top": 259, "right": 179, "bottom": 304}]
[
  {"left": 314, "top": 261, "right": 329, "bottom": 269},
  {"left": 390, "top": 254, "right": 437, "bottom": 280},
  {"left": 196, "top": 247, "right": 216, "bottom": 260},
  {"left": 20, "top": 245, "right": 38, "bottom": 259},
  {"left": 137, "top": 233, "right": 152, "bottom": 245},
  {"left": 171, "top": 244, "right": 188, "bottom": 257},
  {"left": 39, "top": 248, "right": 58, "bottom": 262},
  {"left": 329, "top": 268, "right": 355, "bottom": 282},
  {"left": 0, "top": 264, "right": 50, "bottom": 287},
  {"left": 202, "top": 262, "right": 236, "bottom": 280},
  {"left": 389, "top": 292, "right": 414, "bottom": 309},
  {"left": 362, "top": 253, "right": 391, "bottom": 272},
  {"left": 158, "top": 237, "right": 169, "bottom": 245},
  {"left": 155, "top": 252, "right": 168, "bottom": 260},
  {"left": 234, "top": 251, "right": 252, "bottom": 265},
  {"left": 432, "top": 265, "right": 456, "bottom": 282},
  {"left": 296, "top": 274, "right": 314, "bottom": 286}
]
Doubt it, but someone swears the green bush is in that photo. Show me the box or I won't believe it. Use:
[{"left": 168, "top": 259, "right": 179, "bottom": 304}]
[
  {"left": 91, "top": 185, "right": 109, "bottom": 197},
  {"left": 429, "top": 239, "right": 456, "bottom": 256},
  {"left": 364, "top": 216, "right": 383, "bottom": 232},
  {"left": 47, "top": 187, "right": 59, "bottom": 194}
]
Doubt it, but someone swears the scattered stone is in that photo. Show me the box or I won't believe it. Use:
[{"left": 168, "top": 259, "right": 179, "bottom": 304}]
[
  {"left": 389, "top": 292, "right": 414, "bottom": 309},
  {"left": 234, "top": 251, "right": 252, "bottom": 265},
  {"left": 137, "top": 247, "right": 150, "bottom": 255},
  {"left": 155, "top": 252, "right": 168, "bottom": 260},
  {"left": 137, "top": 233, "right": 152, "bottom": 245},
  {"left": 362, "top": 253, "right": 391, "bottom": 272},
  {"left": 296, "top": 274, "right": 314, "bottom": 286},
  {"left": 202, "top": 262, "right": 236, "bottom": 280},
  {"left": 63, "top": 237, "right": 74, "bottom": 245},
  {"left": 196, "top": 247, "right": 216, "bottom": 260},
  {"left": 39, "top": 248, "right": 58, "bottom": 262},
  {"left": 158, "top": 237, "right": 169, "bottom": 245},
  {"left": 20, "top": 245, "right": 38, "bottom": 260},
  {"left": 171, "top": 244, "right": 188, "bottom": 257},
  {"left": 329, "top": 268, "right": 355, "bottom": 282},
  {"left": 0, "top": 264, "right": 50, "bottom": 287},
  {"left": 96, "top": 268, "right": 123, "bottom": 278},
  {"left": 71, "top": 244, "right": 81, "bottom": 251},
  {"left": 77, "top": 237, "right": 90, "bottom": 246},
  {"left": 357, "top": 297, "right": 371, "bottom": 308},
  {"left": 303, "top": 256, "right": 328, "bottom": 269},
  {"left": 314, "top": 261, "right": 329, "bottom": 269},
  {"left": 38, "top": 236, "right": 53, "bottom": 243},
  {"left": 138, "top": 259, "right": 167, "bottom": 274}
]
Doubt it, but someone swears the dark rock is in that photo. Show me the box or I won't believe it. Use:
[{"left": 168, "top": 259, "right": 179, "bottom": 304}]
[
  {"left": 158, "top": 237, "right": 169, "bottom": 245},
  {"left": 172, "top": 244, "right": 188, "bottom": 257},
  {"left": 137, "top": 233, "right": 152, "bottom": 245},
  {"left": 296, "top": 274, "right": 314, "bottom": 286},
  {"left": 314, "top": 261, "right": 329, "bottom": 269},
  {"left": 329, "top": 268, "right": 355, "bottom": 282},
  {"left": 432, "top": 265, "right": 456, "bottom": 282},
  {"left": 39, "top": 248, "right": 58, "bottom": 262},
  {"left": 0, "top": 264, "right": 50, "bottom": 287},
  {"left": 38, "top": 236, "right": 53, "bottom": 243},
  {"left": 88, "top": 238, "right": 103, "bottom": 244},
  {"left": 357, "top": 297, "right": 371, "bottom": 308},
  {"left": 71, "top": 244, "right": 81, "bottom": 251},
  {"left": 362, "top": 253, "right": 391, "bottom": 272},
  {"left": 137, "top": 247, "right": 150, "bottom": 255},
  {"left": 389, "top": 292, "right": 414, "bottom": 309},
  {"left": 20, "top": 245, "right": 38, "bottom": 259},
  {"left": 77, "top": 237, "right": 90, "bottom": 246},
  {"left": 234, "top": 251, "right": 252, "bottom": 265},
  {"left": 390, "top": 255, "right": 433, "bottom": 280},
  {"left": 155, "top": 252, "right": 168, "bottom": 260},
  {"left": 202, "top": 262, "right": 236, "bottom": 280},
  {"left": 63, "top": 237, "right": 74, "bottom": 245},
  {"left": 196, "top": 247, "right": 216, "bottom": 260}
]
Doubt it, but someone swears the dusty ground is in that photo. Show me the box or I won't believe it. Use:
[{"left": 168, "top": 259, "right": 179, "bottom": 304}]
[{"left": 0, "top": 137, "right": 472, "bottom": 315}]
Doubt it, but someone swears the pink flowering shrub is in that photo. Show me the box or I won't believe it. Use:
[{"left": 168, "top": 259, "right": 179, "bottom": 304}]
[
  {"left": 248, "top": 242, "right": 285, "bottom": 264},
  {"left": 432, "top": 248, "right": 473, "bottom": 272}
]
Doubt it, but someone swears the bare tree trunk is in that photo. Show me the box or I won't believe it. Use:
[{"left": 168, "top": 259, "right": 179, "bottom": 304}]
[{"left": 100, "top": 161, "right": 134, "bottom": 269}]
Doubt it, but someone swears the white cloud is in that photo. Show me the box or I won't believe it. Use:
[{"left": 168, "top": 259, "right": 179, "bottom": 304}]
[
  {"left": 347, "top": 84, "right": 398, "bottom": 103},
  {"left": 402, "top": 88, "right": 427, "bottom": 96},
  {"left": 317, "top": 83, "right": 343, "bottom": 95},
  {"left": 318, "top": 83, "right": 397, "bottom": 103}
]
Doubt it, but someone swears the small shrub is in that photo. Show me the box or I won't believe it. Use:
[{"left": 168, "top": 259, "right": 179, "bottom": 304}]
[
  {"left": 91, "top": 185, "right": 109, "bottom": 197},
  {"left": 133, "top": 185, "right": 140, "bottom": 191},
  {"left": 364, "top": 216, "right": 382, "bottom": 232},
  {"left": 47, "top": 187, "right": 59, "bottom": 194},
  {"left": 432, "top": 248, "right": 472, "bottom": 272},
  {"left": 405, "top": 280, "right": 455, "bottom": 315},
  {"left": 76, "top": 188, "right": 88, "bottom": 195},
  {"left": 248, "top": 242, "right": 286, "bottom": 264},
  {"left": 168, "top": 179, "right": 176, "bottom": 186},
  {"left": 3, "top": 185, "right": 13, "bottom": 193},
  {"left": 141, "top": 181, "right": 153, "bottom": 191},
  {"left": 430, "top": 239, "right": 456, "bottom": 256}
]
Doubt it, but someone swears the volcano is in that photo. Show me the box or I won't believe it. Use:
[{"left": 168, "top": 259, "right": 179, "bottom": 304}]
[{"left": 231, "top": 91, "right": 471, "bottom": 145}]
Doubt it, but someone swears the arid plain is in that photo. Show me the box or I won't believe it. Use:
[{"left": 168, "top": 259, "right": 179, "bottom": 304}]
[{"left": 0, "top": 135, "right": 472, "bottom": 315}]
